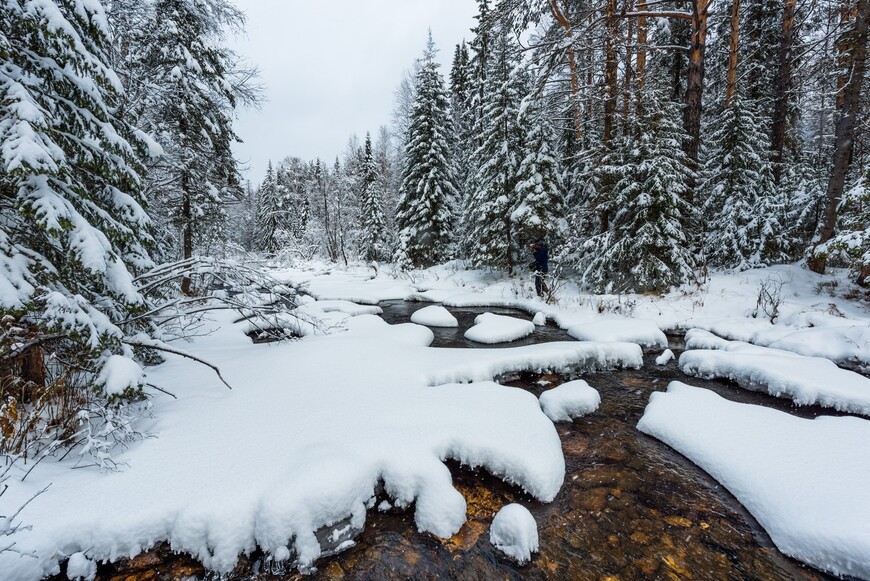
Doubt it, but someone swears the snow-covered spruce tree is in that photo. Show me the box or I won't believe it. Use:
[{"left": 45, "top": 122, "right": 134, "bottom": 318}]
[
  {"left": 254, "top": 162, "right": 284, "bottom": 254},
  {"left": 455, "top": 0, "right": 492, "bottom": 259},
  {"left": 141, "top": 0, "right": 243, "bottom": 291},
  {"left": 579, "top": 92, "right": 698, "bottom": 293},
  {"left": 511, "top": 98, "right": 565, "bottom": 249},
  {"left": 700, "top": 98, "right": 778, "bottom": 269},
  {"left": 0, "top": 1, "right": 153, "bottom": 408},
  {"left": 358, "top": 133, "right": 388, "bottom": 261},
  {"left": 815, "top": 171, "right": 870, "bottom": 285},
  {"left": 278, "top": 157, "right": 310, "bottom": 241},
  {"left": 394, "top": 33, "right": 458, "bottom": 268},
  {"left": 449, "top": 41, "right": 473, "bottom": 206},
  {"left": 465, "top": 22, "right": 526, "bottom": 271}
]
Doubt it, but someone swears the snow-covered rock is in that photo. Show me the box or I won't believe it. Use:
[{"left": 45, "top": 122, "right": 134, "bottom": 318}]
[
  {"left": 638, "top": 382, "right": 870, "bottom": 580},
  {"left": 655, "top": 349, "right": 675, "bottom": 365},
  {"left": 532, "top": 312, "right": 547, "bottom": 326},
  {"left": 680, "top": 330, "right": 870, "bottom": 416},
  {"left": 539, "top": 380, "right": 600, "bottom": 422},
  {"left": 410, "top": 305, "right": 458, "bottom": 327},
  {"left": 566, "top": 319, "right": 666, "bottom": 348},
  {"left": 489, "top": 504, "right": 539, "bottom": 564},
  {"left": 465, "top": 313, "right": 535, "bottom": 344}
]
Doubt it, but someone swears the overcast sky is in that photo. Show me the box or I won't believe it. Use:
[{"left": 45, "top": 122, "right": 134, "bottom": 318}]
[{"left": 229, "top": 1, "right": 478, "bottom": 184}]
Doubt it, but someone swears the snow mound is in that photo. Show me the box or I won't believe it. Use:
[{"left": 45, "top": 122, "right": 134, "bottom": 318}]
[
  {"left": 638, "top": 382, "right": 870, "bottom": 579},
  {"left": 566, "top": 319, "right": 666, "bottom": 348},
  {"left": 65, "top": 553, "right": 96, "bottom": 581},
  {"left": 97, "top": 355, "right": 144, "bottom": 395},
  {"left": 680, "top": 330, "right": 870, "bottom": 416},
  {"left": 539, "top": 380, "right": 600, "bottom": 422},
  {"left": 489, "top": 504, "right": 539, "bottom": 564},
  {"left": 532, "top": 312, "right": 546, "bottom": 326},
  {"left": 410, "top": 305, "right": 458, "bottom": 327},
  {"left": 655, "top": 349, "right": 675, "bottom": 365},
  {"left": 465, "top": 313, "right": 535, "bottom": 344}
]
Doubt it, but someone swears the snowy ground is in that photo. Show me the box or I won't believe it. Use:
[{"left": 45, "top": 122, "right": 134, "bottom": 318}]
[{"left": 2, "top": 260, "right": 869, "bottom": 579}]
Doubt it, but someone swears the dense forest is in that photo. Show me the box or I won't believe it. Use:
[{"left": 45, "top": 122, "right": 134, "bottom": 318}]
[
  {"left": 0, "top": 0, "right": 869, "bottom": 481},
  {"left": 247, "top": 0, "right": 870, "bottom": 294}
]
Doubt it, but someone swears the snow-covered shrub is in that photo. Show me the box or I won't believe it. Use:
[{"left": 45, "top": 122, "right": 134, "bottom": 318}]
[{"left": 752, "top": 275, "right": 786, "bottom": 323}]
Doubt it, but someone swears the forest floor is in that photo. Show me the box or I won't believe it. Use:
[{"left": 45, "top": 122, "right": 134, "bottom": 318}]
[{"left": 2, "top": 261, "right": 869, "bottom": 580}]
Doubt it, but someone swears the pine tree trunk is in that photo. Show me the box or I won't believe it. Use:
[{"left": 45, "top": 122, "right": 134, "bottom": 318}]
[
  {"left": 636, "top": 0, "right": 648, "bottom": 92},
  {"left": 771, "top": 0, "right": 798, "bottom": 183},
  {"left": 724, "top": 0, "right": 741, "bottom": 109},
  {"left": 603, "top": 0, "right": 619, "bottom": 148},
  {"left": 623, "top": 0, "right": 636, "bottom": 128},
  {"left": 181, "top": 174, "right": 193, "bottom": 296},
  {"left": 684, "top": 0, "right": 709, "bottom": 183},
  {"left": 810, "top": 0, "right": 870, "bottom": 274}
]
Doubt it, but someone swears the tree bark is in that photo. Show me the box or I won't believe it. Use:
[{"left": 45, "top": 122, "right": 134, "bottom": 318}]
[
  {"left": 810, "top": 0, "right": 870, "bottom": 274},
  {"left": 771, "top": 0, "right": 798, "bottom": 183},
  {"left": 603, "top": 0, "right": 620, "bottom": 148},
  {"left": 623, "top": 0, "right": 636, "bottom": 128},
  {"left": 180, "top": 173, "right": 193, "bottom": 295},
  {"left": 724, "top": 0, "right": 741, "bottom": 109},
  {"left": 636, "top": 0, "right": 648, "bottom": 92},
  {"left": 683, "top": 0, "right": 710, "bottom": 203}
]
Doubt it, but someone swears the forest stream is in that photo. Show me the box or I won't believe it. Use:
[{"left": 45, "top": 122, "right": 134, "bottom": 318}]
[{"left": 90, "top": 301, "right": 858, "bottom": 581}]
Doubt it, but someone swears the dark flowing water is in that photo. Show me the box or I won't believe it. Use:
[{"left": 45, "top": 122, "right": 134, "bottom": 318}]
[{"left": 93, "top": 301, "right": 852, "bottom": 581}]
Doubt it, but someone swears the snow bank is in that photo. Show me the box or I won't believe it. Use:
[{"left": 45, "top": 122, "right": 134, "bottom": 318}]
[
  {"left": 566, "top": 319, "right": 666, "bottom": 348},
  {"left": 0, "top": 309, "right": 586, "bottom": 579},
  {"left": 410, "top": 305, "right": 458, "bottom": 327},
  {"left": 681, "top": 330, "right": 870, "bottom": 416},
  {"left": 443, "top": 293, "right": 540, "bottom": 314},
  {"left": 690, "top": 318, "right": 870, "bottom": 369},
  {"left": 638, "top": 382, "right": 870, "bottom": 579},
  {"left": 301, "top": 272, "right": 413, "bottom": 304},
  {"left": 465, "top": 313, "right": 535, "bottom": 344},
  {"left": 539, "top": 380, "right": 600, "bottom": 422},
  {"left": 304, "top": 300, "right": 383, "bottom": 316},
  {"left": 422, "top": 341, "right": 643, "bottom": 387},
  {"left": 489, "top": 504, "right": 539, "bottom": 564}
]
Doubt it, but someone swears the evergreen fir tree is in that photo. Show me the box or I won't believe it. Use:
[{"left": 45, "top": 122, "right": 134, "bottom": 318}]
[
  {"left": 450, "top": 41, "right": 473, "bottom": 206},
  {"left": 465, "top": 23, "right": 526, "bottom": 271},
  {"left": 701, "top": 98, "right": 778, "bottom": 269},
  {"left": 358, "top": 133, "right": 388, "bottom": 261},
  {"left": 580, "top": 92, "right": 698, "bottom": 293},
  {"left": 0, "top": 0, "right": 154, "bottom": 378},
  {"left": 512, "top": 99, "right": 565, "bottom": 247},
  {"left": 279, "top": 158, "right": 310, "bottom": 241},
  {"left": 394, "top": 33, "right": 458, "bottom": 268},
  {"left": 255, "top": 162, "right": 283, "bottom": 253},
  {"left": 143, "top": 0, "right": 243, "bottom": 289}
]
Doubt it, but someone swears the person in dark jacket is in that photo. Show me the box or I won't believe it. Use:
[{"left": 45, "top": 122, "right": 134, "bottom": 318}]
[{"left": 529, "top": 240, "right": 549, "bottom": 297}]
